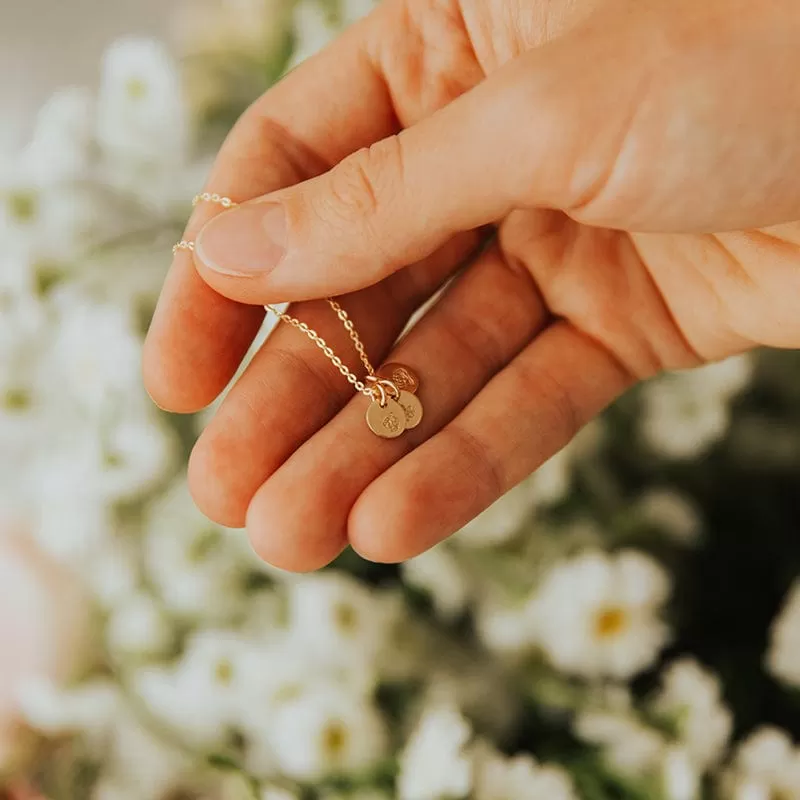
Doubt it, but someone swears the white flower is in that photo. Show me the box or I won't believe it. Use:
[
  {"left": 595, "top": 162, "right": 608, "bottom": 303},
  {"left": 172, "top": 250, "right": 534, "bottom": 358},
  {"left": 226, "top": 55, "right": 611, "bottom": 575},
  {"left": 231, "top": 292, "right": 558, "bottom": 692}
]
[
  {"left": 285, "top": 572, "right": 393, "bottom": 673},
  {"left": 95, "top": 38, "right": 192, "bottom": 217},
  {"left": 263, "top": 685, "right": 388, "bottom": 781},
  {"left": 662, "top": 746, "right": 701, "bottom": 800},
  {"left": 640, "top": 355, "right": 753, "bottom": 459},
  {"left": 93, "top": 709, "right": 192, "bottom": 800},
  {"left": 767, "top": 579, "right": 800, "bottom": 689},
  {"left": 28, "top": 403, "right": 176, "bottom": 525},
  {"left": 80, "top": 535, "right": 139, "bottom": 608},
  {"left": 472, "top": 742, "right": 578, "bottom": 800},
  {"left": 0, "top": 154, "right": 94, "bottom": 263},
  {"left": 46, "top": 291, "right": 142, "bottom": 415},
  {"left": 0, "top": 86, "right": 97, "bottom": 263},
  {"left": 575, "top": 705, "right": 665, "bottom": 777},
  {"left": 529, "top": 549, "right": 671, "bottom": 680},
  {"left": 653, "top": 658, "right": 732, "bottom": 770},
  {"left": 0, "top": 257, "right": 43, "bottom": 361},
  {"left": 261, "top": 789, "right": 299, "bottom": 800},
  {"left": 235, "top": 635, "right": 373, "bottom": 724},
  {"left": 635, "top": 488, "right": 703, "bottom": 545},
  {"left": 722, "top": 727, "right": 800, "bottom": 800},
  {"left": 529, "top": 446, "right": 575, "bottom": 507},
  {"left": 455, "top": 475, "right": 536, "bottom": 548},
  {"left": 96, "top": 38, "right": 187, "bottom": 168},
  {"left": 402, "top": 544, "right": 470, "bottom": 620},
  {"left": 143, "top": 481, "right": 245, "bottom": 622},
  {"left": 26, "top": 88, "right": 93, "bottom": 183},
  {"left": 0, "top": 85, "right": 99, "bottom": 265},
  {"left": 135, "top": 629, "right": 257, "bottom": 750},
  {"left": 397, "top": 704, "right": 472, "bottom": 800},
  {"left": 19, "top": 679, "right": 119, "bottom": 740},
  {"left": 700, "top": 354, "right": 754, "bottom": 396},
  {"left": 92, "top": 780, "right": 138, "bottom": 800},
  {"left": 0, "top": 300, "right": 51, "bottom": 476},
  {"left": 101, "top": 409, "right": 176, "bottom": 501},
  {"left": 29, "top": 449, "right": 115, "bottom": 563},
  {"left": 577, "top": 672, "right": 721, "bottom": 799},
  {"left": 106, "top": 592, "right": 173, "bottom": 659},
  {"left": 474, "top": 596, "right": 538, "bottom": 657}
]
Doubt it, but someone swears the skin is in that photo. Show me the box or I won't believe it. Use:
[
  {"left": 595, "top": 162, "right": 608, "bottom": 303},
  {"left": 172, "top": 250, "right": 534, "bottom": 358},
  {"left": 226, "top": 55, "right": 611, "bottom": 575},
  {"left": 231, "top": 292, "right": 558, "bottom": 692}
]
[{"left": 143, "top": 0, "right": 800, "bottom": 571}]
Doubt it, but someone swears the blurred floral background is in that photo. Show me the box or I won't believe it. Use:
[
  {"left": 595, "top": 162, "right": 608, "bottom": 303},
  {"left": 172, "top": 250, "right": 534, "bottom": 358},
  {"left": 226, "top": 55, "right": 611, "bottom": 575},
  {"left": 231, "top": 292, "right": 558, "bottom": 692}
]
[{"left": 1, "top": 1, "right": 800, "bottom": 798}]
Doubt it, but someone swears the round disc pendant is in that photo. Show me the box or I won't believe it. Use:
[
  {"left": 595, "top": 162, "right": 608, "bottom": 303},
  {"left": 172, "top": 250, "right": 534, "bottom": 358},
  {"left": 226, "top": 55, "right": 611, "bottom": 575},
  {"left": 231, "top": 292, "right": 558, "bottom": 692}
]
[
  {"left": 397, "top": 390, "right": 423, "bottom": 429},
  {"left": 377, "top": 362, "right": 419, "bottom": 394},
  {"left": 366, "top": 397, "right": 407, "bottom": 438}
]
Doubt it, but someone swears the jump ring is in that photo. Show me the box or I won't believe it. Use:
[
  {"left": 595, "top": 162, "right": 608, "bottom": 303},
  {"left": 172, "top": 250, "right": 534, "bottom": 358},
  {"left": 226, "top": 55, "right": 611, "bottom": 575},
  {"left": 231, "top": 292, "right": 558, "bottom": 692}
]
[
  {"left": 370, "top": 382, "right": 388, "bottom": 408},
  {"left": 378, "top": 378, "right": 400, "bottom": 400}
]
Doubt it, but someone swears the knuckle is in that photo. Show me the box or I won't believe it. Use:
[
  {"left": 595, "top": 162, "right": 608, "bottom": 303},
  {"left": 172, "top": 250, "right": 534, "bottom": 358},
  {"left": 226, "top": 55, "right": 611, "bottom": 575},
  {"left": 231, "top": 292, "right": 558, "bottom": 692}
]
[
  {"left": 269, "top": 347, "right": 343, "bottom": 417},
  {"left": 320, "top": 136, "right": 404, "bottom": 226},
  {"left": 327, "top": 148, "right": 381, "bottom": 220},
  {"left": 446, "top": 422, "right": 506, "bottom": 502},
  {"left": 437, "top": 300, "right": 509, "bottom": 380},
  {"left": 520, "top": 353, "right": 582, "bottom": 444},
  {"left": 395, "top": 0, "right": 484, "bottom": 105}
]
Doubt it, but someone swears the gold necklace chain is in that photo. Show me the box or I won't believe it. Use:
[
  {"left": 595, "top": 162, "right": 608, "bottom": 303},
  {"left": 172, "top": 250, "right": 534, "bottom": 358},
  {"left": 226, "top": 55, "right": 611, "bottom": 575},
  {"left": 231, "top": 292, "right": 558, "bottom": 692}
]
[
  {"left": 174, "top": 194, "right": 376, "bottom": 395},
  {"left": 173, "top": 193, "right": 424, "bottom": 438}
]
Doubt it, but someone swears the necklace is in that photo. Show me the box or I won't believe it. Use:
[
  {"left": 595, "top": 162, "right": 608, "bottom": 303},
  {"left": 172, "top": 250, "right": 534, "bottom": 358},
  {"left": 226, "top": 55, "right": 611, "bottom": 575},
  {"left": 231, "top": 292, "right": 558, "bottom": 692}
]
[{"left": 174, "top": 194, "right": 423, "bottom": 439}]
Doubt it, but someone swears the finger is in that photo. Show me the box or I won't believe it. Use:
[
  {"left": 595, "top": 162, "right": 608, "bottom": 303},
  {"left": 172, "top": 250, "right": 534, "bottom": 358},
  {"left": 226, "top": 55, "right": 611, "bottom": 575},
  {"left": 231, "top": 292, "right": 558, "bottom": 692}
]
[
  {"left": 188, "top": 233, "right": 480, "bottom": 528},
  {"left": 192, "top": 1, "right": 800, "bottom": 306},
  {"left": 243, "top": 244, "right": 547, "bottom": 571},
  {"left": 189, "top": 21, "right": 633, "bottom": 303},
  {"left": 142, "top": 6, "right": 402, "bottom": 413},
  {"left": 350, "top": 321, "right": 633, "bottom": 562}
]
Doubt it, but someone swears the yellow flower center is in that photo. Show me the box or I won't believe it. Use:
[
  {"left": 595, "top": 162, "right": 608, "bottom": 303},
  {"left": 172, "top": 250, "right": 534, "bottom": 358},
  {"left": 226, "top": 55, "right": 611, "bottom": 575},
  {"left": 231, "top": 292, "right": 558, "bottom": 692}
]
[
  {"left": 126, "top": 77, "right": 148, "bottom": 100},
  {"left": 3, "top": 388, "right": 31, "bottom": 412},
  {"left": 273, "top": 682, "right": 303, "bottom": 703},
  {"left": 334, "top": 602, "right": 358, "bottom": 634},
  {"left": 321, "top": 720, "right": 348, "bottom": 760},
  {"left": 214, "top": 659, "right": 234, "bottom": 686},
  {"left": 7, "top": 190, "right": 38, "bottom": 223},
  {"left": 594, "top": 606, "right": 629, "bottom": 639}
]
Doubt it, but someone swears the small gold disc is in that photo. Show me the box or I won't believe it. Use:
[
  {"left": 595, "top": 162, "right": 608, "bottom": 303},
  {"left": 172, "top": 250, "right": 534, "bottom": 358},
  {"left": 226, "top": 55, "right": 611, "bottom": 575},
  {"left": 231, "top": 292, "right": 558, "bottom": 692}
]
[
  {"left": 397, "top": 390, "right": 423, "bottom": 430},
  {"left": 377, "top": 362, "right": 419, "bottom": 394},
  {"left": 366, "top": 397, "right": 407, "bottom": 439}
]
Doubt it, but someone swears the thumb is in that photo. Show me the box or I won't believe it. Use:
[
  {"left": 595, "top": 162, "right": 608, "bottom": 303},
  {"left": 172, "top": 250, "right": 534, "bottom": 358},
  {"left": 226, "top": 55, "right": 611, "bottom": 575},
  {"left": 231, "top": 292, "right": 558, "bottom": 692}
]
[{"left": 191, "top": 23, "right": 640, "bottom": 304}]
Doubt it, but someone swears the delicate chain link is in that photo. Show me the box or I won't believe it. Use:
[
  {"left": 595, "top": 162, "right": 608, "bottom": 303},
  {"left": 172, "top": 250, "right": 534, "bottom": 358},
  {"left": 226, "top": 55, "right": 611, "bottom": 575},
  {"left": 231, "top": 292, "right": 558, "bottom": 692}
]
[
  {"left": 174, "top": 198, "right": 376, "bottom": 397},
  {"left": 328, "top": 299, "right": 375, "bottom": 379},
  {"left": 272, "top": 309, "right": 372, "bottom": 394},
  {"left": 193, "top": 192, "right": 235, "bottom": 208}
]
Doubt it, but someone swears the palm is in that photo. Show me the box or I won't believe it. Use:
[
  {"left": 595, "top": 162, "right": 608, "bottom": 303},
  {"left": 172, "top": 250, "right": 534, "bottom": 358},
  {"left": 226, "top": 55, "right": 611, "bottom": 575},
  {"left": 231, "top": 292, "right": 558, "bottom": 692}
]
[
  {"left": 498, "top": 214, "right": 800, "bottom": 375},
  {"left": 145, "top": 0, "right": 800, "bottom": 571}
]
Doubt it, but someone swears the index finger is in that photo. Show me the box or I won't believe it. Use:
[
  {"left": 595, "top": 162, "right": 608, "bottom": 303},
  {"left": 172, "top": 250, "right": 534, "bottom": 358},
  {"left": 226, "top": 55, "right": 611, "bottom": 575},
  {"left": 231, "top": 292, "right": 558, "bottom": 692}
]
[{"left": 143, "top": 7, "right": 400, "bottom": 413}]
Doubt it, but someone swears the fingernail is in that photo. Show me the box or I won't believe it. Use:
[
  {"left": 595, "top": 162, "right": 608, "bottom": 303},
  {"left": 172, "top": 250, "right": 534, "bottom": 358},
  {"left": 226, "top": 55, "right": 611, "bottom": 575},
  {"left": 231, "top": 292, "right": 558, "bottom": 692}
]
[{"left": 195, "top": 202, "right": 287, "bottom": 277}]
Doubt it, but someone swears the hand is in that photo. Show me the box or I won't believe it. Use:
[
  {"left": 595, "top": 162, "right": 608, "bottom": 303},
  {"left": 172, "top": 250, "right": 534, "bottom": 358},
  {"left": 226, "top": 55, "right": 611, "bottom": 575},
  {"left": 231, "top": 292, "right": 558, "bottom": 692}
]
[{"left": 144, "top": 0, "right": 800, "bottom": 571}]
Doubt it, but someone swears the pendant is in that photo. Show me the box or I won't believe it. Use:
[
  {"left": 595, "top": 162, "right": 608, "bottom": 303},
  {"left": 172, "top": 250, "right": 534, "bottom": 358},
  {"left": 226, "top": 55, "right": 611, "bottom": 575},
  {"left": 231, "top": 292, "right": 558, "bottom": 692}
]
[
  {"left": 377, "top": 362, "right": 419, "bottom": 394},
  {"left": 366, "top": 396, "right": 407, "bottom": 439},
  {"left": 396, "top": 390, "right": 423, "bottom": 429},
  {"left": 366, "top": 364, "right": 423, "bottom": 438}
]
